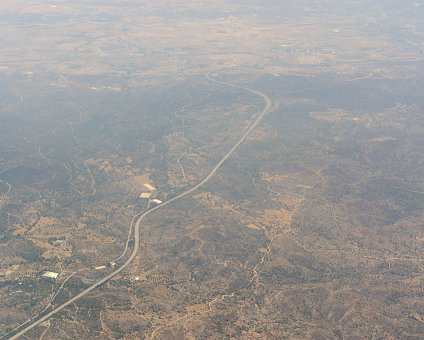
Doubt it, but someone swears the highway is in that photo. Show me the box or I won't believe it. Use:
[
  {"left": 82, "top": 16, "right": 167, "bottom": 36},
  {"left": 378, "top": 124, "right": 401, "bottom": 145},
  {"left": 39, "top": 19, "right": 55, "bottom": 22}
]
[{"left": 7, "top": 73, "right": 273, "bottom": 339}]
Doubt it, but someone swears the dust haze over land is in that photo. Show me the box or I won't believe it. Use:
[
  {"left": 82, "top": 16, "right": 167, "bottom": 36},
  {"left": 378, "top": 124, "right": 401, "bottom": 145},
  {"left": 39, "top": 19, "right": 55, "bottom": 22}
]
[{"left": 0, "top": 1, "right": 423, "bottom": 339}]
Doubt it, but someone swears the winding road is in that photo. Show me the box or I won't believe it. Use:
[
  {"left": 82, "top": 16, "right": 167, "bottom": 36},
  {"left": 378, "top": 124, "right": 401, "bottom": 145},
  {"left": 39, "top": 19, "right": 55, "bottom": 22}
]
[{"left": 7, "top": 73, "right": 273, "bottom": 339}]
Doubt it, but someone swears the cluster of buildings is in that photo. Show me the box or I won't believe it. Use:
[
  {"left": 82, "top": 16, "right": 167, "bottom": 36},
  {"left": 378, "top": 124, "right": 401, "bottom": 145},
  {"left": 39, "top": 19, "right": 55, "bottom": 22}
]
[
  {"left": 40, "top": 183, "right": 162, "bottom": 282},
  {"left": 139, "top": 183, "right": 162, "bottom": 204}
]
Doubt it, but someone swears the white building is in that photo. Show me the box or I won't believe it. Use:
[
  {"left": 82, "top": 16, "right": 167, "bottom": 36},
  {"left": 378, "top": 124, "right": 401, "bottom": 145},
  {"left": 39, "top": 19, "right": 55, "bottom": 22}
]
[
  {"left": 42, "top": 271, "right": 59, "bottom": 279},
  {"left": 144, "top": 183, "right": 156, "bottom": 191}
]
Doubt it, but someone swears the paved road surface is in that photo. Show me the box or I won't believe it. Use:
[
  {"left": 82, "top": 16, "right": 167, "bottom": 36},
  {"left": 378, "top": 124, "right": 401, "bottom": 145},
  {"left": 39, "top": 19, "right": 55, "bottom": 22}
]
[{"left": 7, "top": 74, "right": 273, "bottom": 339}]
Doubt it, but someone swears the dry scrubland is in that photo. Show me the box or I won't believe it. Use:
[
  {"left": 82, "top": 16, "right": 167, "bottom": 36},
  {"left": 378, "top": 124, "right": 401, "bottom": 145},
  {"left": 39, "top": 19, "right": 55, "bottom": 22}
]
[{"left": 0, "top": 1, "right": 423, "bottom": 339}]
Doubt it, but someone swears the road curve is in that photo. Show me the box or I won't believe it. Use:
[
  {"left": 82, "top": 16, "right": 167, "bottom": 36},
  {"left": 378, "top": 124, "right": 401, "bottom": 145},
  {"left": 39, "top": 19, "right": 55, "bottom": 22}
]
[{"left": 7, "top": 73, "right": 273, "bottom": 339}]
